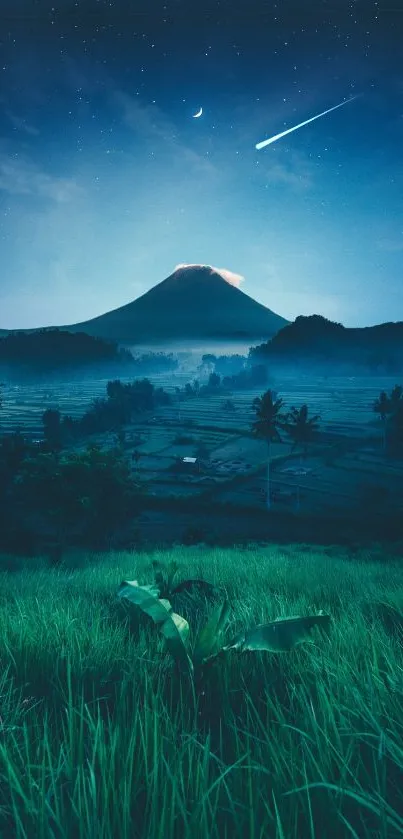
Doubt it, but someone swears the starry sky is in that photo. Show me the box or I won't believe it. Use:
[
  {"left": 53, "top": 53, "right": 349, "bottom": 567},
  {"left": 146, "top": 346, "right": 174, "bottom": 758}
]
[{"left": 0, "top": 0, "right": 402, "bottom": 330}]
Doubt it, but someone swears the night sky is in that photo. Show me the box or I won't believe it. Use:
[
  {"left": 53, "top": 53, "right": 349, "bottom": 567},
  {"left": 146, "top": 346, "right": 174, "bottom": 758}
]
[{"left": 1, "top": 0, "right": 402, "bottom": 330}]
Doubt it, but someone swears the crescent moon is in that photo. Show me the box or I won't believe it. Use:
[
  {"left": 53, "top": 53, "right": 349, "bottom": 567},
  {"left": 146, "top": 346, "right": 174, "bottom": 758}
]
[{"left": 193, "top": 107, "right": 203, "bottom": 118}]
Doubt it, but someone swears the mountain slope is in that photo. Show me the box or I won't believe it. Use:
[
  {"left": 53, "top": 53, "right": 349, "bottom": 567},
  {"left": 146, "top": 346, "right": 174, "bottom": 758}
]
[
  {"left": 250, "top": 314, "right": 403, "bottom": 372},
  {"left": 63, "top": 265, "right": 289, "bottom": 345}
]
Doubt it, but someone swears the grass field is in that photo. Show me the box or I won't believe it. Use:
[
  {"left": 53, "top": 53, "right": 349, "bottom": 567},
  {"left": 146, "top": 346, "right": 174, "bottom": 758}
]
[{"left": 0, "top": 545, "right": 403, "bottom": 838}]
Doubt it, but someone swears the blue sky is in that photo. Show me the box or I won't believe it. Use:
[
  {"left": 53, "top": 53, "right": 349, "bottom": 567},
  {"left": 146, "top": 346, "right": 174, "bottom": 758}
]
[{"left": 0, "top": 0, "right": 402, "bottom": 330}]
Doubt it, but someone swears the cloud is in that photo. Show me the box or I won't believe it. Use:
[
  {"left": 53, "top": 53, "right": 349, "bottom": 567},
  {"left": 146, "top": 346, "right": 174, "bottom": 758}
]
[
  {"left": 214, "top": 267, "right": 245, "bottom": 287},
  {"left": 261, "top": 159, "right": 313, "bottom": 190},
  {"left": 5, "top": 111, "right": 40, "bottom": 136},
  {"left": 114, "top": 91, "right": 217, "bottom": 176},
  {"left": 0, "top": 154, "right": 84, "bottom": 202},
  {"left": 174, "top": 263, "right": 245, "bottom": 287},
  {"left": 254, "top": 146, "right": 315, "bottom": 191},
  {"left": 376, "top": 236, "right": 403, "bottom": 253}
]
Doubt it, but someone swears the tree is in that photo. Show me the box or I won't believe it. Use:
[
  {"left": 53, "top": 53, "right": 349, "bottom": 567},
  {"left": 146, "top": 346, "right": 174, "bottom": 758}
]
[
  {"left": 13, "top": 444, "right": 143, "bottom": 557},
  {"left": 390, "top": 384, "right": 403, "bottom": 412},
  {"left": 373, "top": 385, "right": 403, "bottom": 452},
  {"left": 282, "top": 404, "right": 321, "bottom": 459},
  {"left": 373, "top": 391, "right": 390, "bottom": 451},
  {"left": 208, "top": 372, "right": 221, "bottom": 390},
  {"left": 251, "top": 389, "right": 287, "bottom": 510},
  {"left": 282, "top": 404, "right": 321, "bottom": 511}
]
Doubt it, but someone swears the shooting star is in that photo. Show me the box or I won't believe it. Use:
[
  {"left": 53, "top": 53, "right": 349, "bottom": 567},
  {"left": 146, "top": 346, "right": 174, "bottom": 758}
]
[{"left": 255, "top": 95, "right": 360, "bottom": 150}]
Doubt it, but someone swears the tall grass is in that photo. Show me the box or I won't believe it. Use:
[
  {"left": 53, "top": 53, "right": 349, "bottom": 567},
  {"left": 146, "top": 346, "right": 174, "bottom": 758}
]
[{"left": 0, "top": 544, "right": 402, "bottom": 838}]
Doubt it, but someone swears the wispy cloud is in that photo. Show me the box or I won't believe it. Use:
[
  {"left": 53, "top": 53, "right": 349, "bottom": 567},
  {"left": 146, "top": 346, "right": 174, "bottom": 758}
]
[
  {"left": 114, "top": 91, "right": 217, "bottom": 176},
  {"left": 259, "top": 158, "right": 313, "bottom": 190},
  {"left": 174, "top": 263, "right": 245, "bottom": 287},
  {"left": 254, "top": 146, "right": 315, "bottom": 191},
  {"left": 376, "top": 236, "right": 403, "bottom": 253},
  {"left": 0, "top": 154, "right": 84, "bottom": 202},
  {"left": 5, "top": 110, "right": 40, "bottom": 136}
]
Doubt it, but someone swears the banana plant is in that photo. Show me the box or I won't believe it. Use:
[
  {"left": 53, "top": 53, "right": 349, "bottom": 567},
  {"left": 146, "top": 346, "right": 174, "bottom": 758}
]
[{"left": 117, "top": 579, "right": 331, "bottom": 683}]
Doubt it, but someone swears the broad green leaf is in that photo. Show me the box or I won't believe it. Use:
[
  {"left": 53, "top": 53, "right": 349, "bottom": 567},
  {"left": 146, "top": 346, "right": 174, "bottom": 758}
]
[
  {"left": 117, "top": 580, "right": 193, "bottom": 674},
  {"left": 162, "top": 611, "right": 191, "bottom": 650},
  {"left": 225, "top": 613, "right": 331, "bottom": 653},
  {"left": 193, "top": 600, "right": 231, "bottom": 667}
]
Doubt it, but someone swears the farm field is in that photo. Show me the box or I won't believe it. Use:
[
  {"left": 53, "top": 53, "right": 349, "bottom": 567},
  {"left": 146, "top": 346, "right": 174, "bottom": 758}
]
[
  {"left": 1, "top": 372, "right": 403, "bottom": 518},
  {"left": 0, "top": 373, "right": 398, "bottom": 440},
  {"left": 0, "top": 544, "right": 402, "bottom": 838}
]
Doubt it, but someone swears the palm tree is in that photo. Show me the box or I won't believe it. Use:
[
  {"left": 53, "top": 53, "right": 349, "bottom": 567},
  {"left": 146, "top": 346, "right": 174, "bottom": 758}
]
[
  {"left": 283, "top": 404, "right": 321, "bottom": 461},
  {"left": 390, "top": 385, "right": 403, "bottom": 412},
  {"left": 282, "top": 404, "right": 321, "bottom": 511},
  {"left": 251, "top": 389, "right": 286, "bottom": 510},
  {"left": 373, "top": 391, "right": 390, "bottom": 451}
]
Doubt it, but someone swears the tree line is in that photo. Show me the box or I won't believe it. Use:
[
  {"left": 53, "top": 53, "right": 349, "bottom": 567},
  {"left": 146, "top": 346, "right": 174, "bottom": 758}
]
[
  {"left": 42, "top": 378, "right": 172, "bottom": 449},
  {"left": 0, "top": 330, "right": 180, "bottom": 377}
]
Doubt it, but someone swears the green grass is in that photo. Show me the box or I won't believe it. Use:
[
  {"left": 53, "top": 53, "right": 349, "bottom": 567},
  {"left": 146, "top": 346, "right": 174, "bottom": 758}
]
[{"left": 0, "top": 544, "right": 403, "bottom": 838}]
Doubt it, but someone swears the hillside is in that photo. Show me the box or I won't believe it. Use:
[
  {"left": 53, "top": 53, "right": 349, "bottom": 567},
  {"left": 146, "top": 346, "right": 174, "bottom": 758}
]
[
  {"left": 0, "top": 545, "right": 402, "bottom": 838},
  {"left": 61, "top": 265, "right": 289, "bottom": 345},
  {"left": 0, "top": 329, "right": 134, "bottom": 378},
  {"left": 250, "top": 314, "right": 403, "bottom": 373}
]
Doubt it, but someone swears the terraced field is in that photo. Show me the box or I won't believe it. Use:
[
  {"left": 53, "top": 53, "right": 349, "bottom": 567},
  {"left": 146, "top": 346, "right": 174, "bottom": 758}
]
[
  {"left": 0, "top": 372, "right": 397, "bottom": 440},
  {"left": 0, "top": 372, "right": 190, "bottom": 439},
  {"left": 1, "top": 372, "right": 402, "bottom": 517},
  {"left": 157, "top": 376, "right": 393, "bottom": 439}
]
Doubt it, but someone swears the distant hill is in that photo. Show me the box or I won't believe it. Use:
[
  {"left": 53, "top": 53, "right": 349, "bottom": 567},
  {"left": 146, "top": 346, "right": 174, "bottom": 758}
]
[
  {"left": 250, "top": 315, "right": 403, "bottom": 373},
  {"left": 0, "top": 329, "right": 134, "bottom": 379},
  {"left": 59, "top": 265, "right": 289, "bottom": 345}
]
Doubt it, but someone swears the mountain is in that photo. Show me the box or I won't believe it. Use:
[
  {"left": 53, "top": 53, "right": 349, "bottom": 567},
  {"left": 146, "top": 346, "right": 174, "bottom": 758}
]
[
  {"left": 61, "top": 265, "right": 289, "bottom": 345},
  {"left": 249, "top": 314, "right": 403, "bottom": 373}
]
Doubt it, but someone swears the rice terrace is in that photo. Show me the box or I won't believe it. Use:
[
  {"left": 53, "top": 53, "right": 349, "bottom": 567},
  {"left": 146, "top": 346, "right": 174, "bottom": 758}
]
[{"left": 2, "top": 369, "right": 403, "bottom": 542}]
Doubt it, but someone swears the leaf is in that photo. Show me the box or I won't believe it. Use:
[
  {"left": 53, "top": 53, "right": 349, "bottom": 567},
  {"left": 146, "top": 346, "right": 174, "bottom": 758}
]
[
  {"left": 152, "top": 559, "right": 179, "bottom": 595},
  {"left": 193, "top": 600, "right": 231, "bottom": 667},
  {"left": 117, "top": 580, "right": 193, "bottom": 674},
  {"left": 224, "top": 613, "right": 331, "bottom": 653},
  {"left": 152, "top": 560, "right": 165, "bottom": 592},
  {"left": 166, "top": 560, "right": 180, "bottom": 591},
  {"left": 172, "top": 578, "right": 217, "bottom": 597}
]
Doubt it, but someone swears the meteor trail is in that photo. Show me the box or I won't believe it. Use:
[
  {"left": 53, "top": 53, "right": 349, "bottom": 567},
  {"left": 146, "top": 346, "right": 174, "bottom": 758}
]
[{"left": 255, "top": 95, "right": 360, "bottom": 150}]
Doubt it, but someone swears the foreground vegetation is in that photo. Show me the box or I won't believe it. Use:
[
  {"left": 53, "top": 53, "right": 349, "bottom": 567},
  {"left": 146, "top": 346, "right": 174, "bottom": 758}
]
[{"left": 0, "top": 545, "right": 402, "bottom": 838}]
